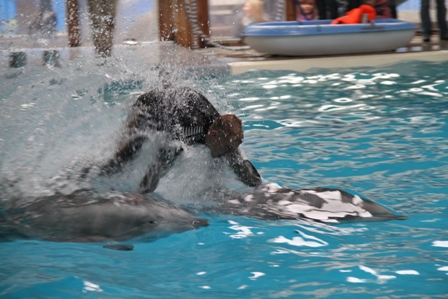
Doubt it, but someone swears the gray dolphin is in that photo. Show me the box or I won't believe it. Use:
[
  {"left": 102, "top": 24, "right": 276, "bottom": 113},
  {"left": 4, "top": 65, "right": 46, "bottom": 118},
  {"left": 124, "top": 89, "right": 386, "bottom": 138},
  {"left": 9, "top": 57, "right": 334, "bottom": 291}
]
[
  {"left": 210, "top": 184, "right": 408, "bottom": 223},
  {"left": 0, "top": 184, "right": 407, "bottom": 246},
  {"left": 0, "top": 189, "right": 208, "bottom": 243}
]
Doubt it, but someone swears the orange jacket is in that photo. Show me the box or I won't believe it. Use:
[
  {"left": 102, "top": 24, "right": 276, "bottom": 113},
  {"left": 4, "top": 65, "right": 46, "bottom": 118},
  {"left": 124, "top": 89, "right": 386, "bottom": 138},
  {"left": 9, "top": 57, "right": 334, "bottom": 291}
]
[{"left": 331, "top": 5, "right": 377, "bottom": 24}]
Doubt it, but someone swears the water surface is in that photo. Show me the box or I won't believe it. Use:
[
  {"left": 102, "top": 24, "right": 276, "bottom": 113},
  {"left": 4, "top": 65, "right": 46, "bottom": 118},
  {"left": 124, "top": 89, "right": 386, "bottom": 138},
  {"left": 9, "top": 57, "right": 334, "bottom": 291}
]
[{"left": 1, "top": 60, "right": 447, "bottom": 298}]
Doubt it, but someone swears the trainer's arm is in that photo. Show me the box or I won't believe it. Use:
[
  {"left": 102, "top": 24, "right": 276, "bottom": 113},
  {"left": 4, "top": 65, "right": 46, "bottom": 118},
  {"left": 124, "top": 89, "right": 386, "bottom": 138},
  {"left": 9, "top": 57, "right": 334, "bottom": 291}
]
[
  {"left": 100, "top": 91, "right": 156, "bottom": 175},
  {"left": 99, "top": 136, "right": 146, "bottom": 175},
  {"left": 139, "top": 146, "right": 182, "bottom": 193},
  {"left": 227, "top": 147, "right": 262, "bottom": 187}
]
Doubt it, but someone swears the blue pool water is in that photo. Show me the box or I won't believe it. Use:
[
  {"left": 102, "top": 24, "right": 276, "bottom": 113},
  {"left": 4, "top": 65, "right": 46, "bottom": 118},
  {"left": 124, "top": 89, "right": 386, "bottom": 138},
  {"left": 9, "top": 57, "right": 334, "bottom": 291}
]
[{"left": 0, "top": 59, "right": 447, "bottom": 298}]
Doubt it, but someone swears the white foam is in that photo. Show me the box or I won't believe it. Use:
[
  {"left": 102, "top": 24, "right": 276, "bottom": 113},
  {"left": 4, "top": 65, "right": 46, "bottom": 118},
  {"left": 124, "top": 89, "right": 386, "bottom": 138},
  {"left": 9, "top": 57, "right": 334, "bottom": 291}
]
[
  {"left": 82, "top": 281, "right": 103, "bottom": 293},
  {"left": 227, "top": 220, "right": 254, "bottom": 239},
  {"left": 377, "top": 275, "right": 396, "bottom": 280},
  {"left": 264, "top": 182, "right": 282, "bottom": 192},
  {"left": 347, "top": 277, "right": 366, "bottom": 283},
  {"left": 432, "top": 240, "right": 448, "bottom": 247},
  {"left": 227, "top": 199, "right": 240, "bottom": 205},
  {"left": 278, "top": 200, "right": 292, "bottom": 206},
  {"left": 249, "top": 272, "right": 265, "bottom": 280},
  {"left": 270, "top": 233, "right": 328, "bottom": 248},
  {"left": 359, "top": 265, "right": 377, "bottom": 276},
  {"left": 359, "top": 265, "right": 396, "bottom": 281},
  {"left": 396, "top": 270, "right": 419, "bottom": 275},
  {"left": 244, "top": 194, "right": 254, "bottom": 202}
]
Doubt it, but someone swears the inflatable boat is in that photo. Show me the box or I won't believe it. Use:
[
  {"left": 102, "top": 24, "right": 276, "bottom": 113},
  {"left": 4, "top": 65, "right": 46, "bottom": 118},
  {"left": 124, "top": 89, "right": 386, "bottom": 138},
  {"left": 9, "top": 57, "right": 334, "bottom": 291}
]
[{"left": 241, "top": 18, "right": 417, "bottom": 56}]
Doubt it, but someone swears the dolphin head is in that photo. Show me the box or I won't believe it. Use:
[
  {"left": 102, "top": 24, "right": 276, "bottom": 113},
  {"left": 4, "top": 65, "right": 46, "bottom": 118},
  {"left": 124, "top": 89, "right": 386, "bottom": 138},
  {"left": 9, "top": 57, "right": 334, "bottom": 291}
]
[{"left": 1, "top": 189, "right": 208, "bottom": 242}]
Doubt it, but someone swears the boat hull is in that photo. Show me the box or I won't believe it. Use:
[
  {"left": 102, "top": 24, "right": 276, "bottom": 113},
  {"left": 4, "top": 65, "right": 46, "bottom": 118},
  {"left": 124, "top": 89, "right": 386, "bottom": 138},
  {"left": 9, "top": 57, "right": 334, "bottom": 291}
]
[{"left": 242, "top": 19, "right": 417, "bottom": 56}]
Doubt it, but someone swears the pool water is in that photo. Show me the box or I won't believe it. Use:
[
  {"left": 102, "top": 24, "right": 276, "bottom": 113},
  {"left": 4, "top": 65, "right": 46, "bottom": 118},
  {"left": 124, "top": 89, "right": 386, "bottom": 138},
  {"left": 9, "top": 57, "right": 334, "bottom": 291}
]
[{"left": 1, "top": 60, "right": 447, "bottom": 298}]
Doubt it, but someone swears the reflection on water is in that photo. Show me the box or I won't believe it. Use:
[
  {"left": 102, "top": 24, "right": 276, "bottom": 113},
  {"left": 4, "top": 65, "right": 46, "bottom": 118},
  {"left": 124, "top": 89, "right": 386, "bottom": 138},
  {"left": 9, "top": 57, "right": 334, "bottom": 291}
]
[
  {"left": 222, "top": 63, "right": 448, "bottom": 208},
  {"left": 0, "top": 60, "right": 447, "bottom": 298}
]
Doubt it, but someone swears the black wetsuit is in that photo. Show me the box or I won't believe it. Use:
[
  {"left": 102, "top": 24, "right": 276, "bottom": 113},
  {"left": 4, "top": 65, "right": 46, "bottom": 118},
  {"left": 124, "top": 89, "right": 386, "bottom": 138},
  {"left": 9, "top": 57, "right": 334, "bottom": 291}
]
[{"left": 101, "top": 87, "right": 262, "bottom": 192}]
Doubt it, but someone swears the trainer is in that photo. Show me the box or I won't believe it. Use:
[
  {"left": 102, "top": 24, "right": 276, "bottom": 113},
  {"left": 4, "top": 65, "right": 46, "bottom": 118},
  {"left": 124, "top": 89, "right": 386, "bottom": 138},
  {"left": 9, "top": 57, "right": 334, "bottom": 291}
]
[{"left": 100, "top": 86, "right": 262, "bottom": 192}]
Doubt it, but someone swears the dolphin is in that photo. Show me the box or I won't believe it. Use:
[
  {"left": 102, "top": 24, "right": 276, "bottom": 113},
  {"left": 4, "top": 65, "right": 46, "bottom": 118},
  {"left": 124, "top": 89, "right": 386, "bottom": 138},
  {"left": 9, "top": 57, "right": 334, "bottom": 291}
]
[
  {"left": 210, "top": 184, "right": 408, "bottom": 223},
  {"left": 0, "top": 189, "right": 209, "bottom": 243},
  {"left": 0, "top": 184, "right": 407, "bottom": 247}
]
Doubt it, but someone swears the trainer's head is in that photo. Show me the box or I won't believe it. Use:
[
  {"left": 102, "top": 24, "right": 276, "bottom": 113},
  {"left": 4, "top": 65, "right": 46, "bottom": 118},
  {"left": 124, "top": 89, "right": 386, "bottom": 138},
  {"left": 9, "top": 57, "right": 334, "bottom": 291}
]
[{"left": 205, "top": 114, "right": 244, "bottom": 158}]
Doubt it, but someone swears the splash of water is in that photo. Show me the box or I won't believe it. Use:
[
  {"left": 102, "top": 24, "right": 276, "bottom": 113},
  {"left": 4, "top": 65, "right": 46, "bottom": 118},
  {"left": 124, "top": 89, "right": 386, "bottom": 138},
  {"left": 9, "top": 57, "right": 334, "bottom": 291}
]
[{"left": 0, "top": 49, "right": 231, "bottom": 208}]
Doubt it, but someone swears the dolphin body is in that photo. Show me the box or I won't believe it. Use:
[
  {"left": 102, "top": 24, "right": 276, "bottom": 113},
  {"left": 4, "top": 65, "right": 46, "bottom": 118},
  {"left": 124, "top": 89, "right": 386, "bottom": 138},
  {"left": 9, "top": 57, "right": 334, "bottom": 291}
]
[
  {"left": 0, "top": 184, "right": 407, "bottom": 245},
  {"left": 0, "top": 189, "right": 208, "bottom": 243},
  {"left": 211, "top": 184, "right": 408, "bottom": 223}
]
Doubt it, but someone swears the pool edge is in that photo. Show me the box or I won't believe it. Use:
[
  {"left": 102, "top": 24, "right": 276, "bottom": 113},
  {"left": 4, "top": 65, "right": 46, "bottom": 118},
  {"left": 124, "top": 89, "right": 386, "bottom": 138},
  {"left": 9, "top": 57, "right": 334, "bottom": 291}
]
[{"left": 227, "top": 50, "right": 448, "bottom": 74}]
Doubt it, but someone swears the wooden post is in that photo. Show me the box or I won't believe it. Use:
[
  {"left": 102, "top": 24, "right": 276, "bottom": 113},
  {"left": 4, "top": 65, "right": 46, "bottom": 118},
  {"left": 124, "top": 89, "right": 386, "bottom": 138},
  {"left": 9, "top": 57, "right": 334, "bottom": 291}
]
[
  {"left": 286, "top": 0, "right": 296, "bottom": 21},
  {"left": 158, "top": 0, "right": 174, "bottom": 41},
  {"left": 196, "top": 0, "right": 210, "bottom": 48},
  {"left": 66, "top": 0, "right": 80, "bottom": 47},
  {"left": 174, "top": 0, "right": 193, "bottom": 48}
]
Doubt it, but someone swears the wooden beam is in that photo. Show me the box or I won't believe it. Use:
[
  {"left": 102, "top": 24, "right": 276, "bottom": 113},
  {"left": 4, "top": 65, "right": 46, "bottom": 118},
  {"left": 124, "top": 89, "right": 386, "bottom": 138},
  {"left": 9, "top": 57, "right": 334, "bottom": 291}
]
[
  {"left": 196, "top": 0, "right": 210, "bottom": 48},
  {"left": 66, "top": 0, "right": 80, "bottom": 47},
  {"left": 286, "top": 0, "right": 296, "bottom": 21},
  {"left": 158, "top": 0, "right": 174, "bottom": 41},
  {"left": 174, "top": 0, "right": 193, "bottom": 48}
]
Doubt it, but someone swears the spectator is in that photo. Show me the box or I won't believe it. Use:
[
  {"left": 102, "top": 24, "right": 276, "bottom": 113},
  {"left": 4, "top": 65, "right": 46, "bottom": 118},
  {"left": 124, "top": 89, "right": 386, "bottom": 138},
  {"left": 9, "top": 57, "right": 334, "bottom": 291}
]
[
  {"left": 28, "top": 0, "right": 57, "bottom": 37},
  {"left": 346, "top": 0, "right": 363, "bottom": 12},
  {"left": 233, "top": 0, "right": 268, "bottom": 37},
  {"left": 296, "top": 0, "right": 319, "bottom": 21},
  {"left": 87, "top": 0, "right": 118, "bottom": 57},
  {"left": 390, "top": 0, "right": 397, "bottom": 18},
  {"left": 364, "top": 0, "right": 392, "bottom": 18},
  {"left": 420, "top": 0, "right": 448, "bottom": 42},
  {"left": 315, "top": 0, "right": 339, "bottom": 20}
]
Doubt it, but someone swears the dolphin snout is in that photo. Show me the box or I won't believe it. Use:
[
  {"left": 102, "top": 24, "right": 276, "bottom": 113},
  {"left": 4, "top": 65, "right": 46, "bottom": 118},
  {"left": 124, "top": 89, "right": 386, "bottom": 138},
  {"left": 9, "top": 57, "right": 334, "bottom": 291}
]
[{"left": 192, "top": 218, "right": 209, "bottom": 228}]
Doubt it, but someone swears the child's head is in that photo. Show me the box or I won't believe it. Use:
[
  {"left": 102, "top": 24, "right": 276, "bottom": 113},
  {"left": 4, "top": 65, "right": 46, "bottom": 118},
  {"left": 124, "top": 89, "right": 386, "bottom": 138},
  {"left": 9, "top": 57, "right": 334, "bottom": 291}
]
[
  {"left": 299, "top": 0, "right": 316, "bottom": 15},
  {"left": 243, "top": 0, "right": 267, "bottom": 22}
]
